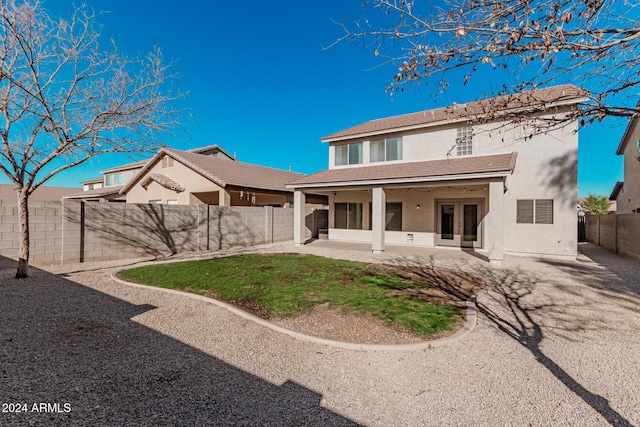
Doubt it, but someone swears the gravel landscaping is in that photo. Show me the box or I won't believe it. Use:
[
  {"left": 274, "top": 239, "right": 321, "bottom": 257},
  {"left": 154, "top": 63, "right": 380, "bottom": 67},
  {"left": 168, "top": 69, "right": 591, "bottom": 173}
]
[{"left": 1, "top": 242, "right": 639, "bottom": 426}]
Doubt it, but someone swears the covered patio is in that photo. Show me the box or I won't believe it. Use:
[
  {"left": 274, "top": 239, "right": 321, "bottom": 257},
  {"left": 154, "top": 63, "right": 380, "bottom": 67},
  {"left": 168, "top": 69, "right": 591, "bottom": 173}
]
[{"left": 288, "top": 153, "right": 517, "bottom": 267}]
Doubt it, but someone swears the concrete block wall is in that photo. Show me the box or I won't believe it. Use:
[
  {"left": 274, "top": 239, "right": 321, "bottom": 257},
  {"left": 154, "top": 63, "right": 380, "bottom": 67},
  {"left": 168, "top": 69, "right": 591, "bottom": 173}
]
[
  {"left": 617, "top": 214, "right": 640, "bottom": 260},
  {"left": 0, "top": 199, "right": 64, "bottom": 267},
  {"left": 585, "top": 213, "right": 640, "bottom": 260},
  {"left": 0, "top": 199, "right": 323, "bottom": 266}
]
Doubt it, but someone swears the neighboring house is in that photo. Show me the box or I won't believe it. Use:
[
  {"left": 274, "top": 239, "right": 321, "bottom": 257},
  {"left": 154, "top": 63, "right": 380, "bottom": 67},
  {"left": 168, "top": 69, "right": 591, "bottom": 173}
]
[
  {"left": 66, "top": 145, "right": 236, "bottom": 202},
  {"left": 289, "top": 85, "right": 587, "bottom": 266},
  {"left": 610, "top": 109, "right": 640, "bottom": 213},
  {"left": 121, "top": 148, "right": 327, "bottom": 207},
  {"left": 0, "top": 184, "right": 80, "bottom": 201}
]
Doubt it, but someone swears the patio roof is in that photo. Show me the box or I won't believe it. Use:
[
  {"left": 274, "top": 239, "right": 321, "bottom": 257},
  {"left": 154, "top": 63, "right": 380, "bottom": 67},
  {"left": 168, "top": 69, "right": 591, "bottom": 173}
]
[{"left": 288, "top": 153, "right": 517, "bottom": 189}]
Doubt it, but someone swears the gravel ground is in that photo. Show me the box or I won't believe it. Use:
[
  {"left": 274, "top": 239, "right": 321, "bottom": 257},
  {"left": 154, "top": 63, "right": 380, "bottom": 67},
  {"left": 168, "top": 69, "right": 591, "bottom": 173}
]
[{"left": 1, "top": 242, "right": 639, "bottom": 426}]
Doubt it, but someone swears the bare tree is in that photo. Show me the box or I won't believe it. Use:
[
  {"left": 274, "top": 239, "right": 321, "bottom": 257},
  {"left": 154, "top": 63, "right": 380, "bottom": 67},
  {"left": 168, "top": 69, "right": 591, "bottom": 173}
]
[
  {"left": 331, "top": 0, "right": 640, "bottom": 124},
  {"left": 0, "top": 0, "right": 183, "bottom": 278}
]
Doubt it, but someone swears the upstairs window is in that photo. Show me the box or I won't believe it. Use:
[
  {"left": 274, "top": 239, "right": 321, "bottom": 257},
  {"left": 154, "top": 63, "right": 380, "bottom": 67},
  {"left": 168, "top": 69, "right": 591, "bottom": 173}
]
[
  {"left": 456, "top": 126, "right": 473, "bottom": 156},
  {"left": 105, "top": 172, "right": 122, "bottom": 186},
  {"left": 371, "top": 137, "right": 402, "bottom": 162},
  {"left": 335, "top": 142, "right": 363, "bottom": 165}
]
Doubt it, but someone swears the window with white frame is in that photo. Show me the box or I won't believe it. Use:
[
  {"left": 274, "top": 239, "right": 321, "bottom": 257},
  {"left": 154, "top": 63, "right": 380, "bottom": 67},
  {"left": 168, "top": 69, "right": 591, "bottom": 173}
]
[
  {"left": 334, "top": 202, "right": 363, "bottom": 229},
  {"left": 517, "top": 199, "right": 553, "bottom": 224},
  {"left": 370, "top": 137, "right": 402, "bottom": 163},
  {"left": 456, "top": 126, "right": 473, "bottom": 156},
  {"left": 167, "top": 200, "right": 178, "bottom": 205},
  {"left": 149, "top": 199, "right": 161, "bottom": 204},
  {"left": 105, "top": 172, "right": 122, "bottom": 186},
  {"left": 335, "top": 142, "right": 363, "bottom": 166}
]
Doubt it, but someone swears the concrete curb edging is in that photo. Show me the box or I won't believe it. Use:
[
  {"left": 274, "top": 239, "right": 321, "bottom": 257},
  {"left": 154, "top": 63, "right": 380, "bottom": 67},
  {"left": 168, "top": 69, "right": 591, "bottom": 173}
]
[{"left": 110, "top": 263, "right": 483, "bottom": 352}]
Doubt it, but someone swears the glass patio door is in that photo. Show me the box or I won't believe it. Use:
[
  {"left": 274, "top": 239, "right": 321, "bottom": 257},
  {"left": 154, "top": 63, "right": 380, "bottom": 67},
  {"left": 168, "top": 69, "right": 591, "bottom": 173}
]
[{"left": 436, "top": 201, "right": 482, "bottom": 248}]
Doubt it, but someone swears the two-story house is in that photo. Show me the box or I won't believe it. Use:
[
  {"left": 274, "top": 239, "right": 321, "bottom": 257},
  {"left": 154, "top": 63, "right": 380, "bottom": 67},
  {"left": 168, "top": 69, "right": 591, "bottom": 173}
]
[
  {"left": 66, "top": 145, "right": 236, "bottom": 202},
  {"left": 289, "top": 85, "right": 587, "bottom": 266},
  {"left": 610, "top": 106, "right": 640, "bottom": 213}
]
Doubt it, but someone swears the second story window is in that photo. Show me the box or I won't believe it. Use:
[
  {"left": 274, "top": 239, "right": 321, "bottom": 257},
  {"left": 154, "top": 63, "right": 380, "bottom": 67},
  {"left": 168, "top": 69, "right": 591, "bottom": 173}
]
[
  {"left": 456, "top": 126, "right": 473, "bottom": 156},
  {"left": 335, "top": 142, "right": 363, "bottom": 166},
  {"left": 105, "top": 172, "right": 122, "bottom": 186},
  {"left": 370, "top": 137, "right": 402, "bottom": 162}
]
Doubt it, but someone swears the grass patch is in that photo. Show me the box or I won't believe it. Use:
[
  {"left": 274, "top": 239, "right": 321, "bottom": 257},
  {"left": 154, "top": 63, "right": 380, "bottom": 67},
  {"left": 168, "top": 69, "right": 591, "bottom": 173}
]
[{"left": 117, "top": 253, "right": 463, "bottom": 338}]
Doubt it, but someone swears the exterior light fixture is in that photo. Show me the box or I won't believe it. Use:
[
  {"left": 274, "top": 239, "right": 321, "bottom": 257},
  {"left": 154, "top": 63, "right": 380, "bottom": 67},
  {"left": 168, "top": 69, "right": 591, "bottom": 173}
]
[{"left": 416, "top": 204, "right": 421, "bottom": 210}]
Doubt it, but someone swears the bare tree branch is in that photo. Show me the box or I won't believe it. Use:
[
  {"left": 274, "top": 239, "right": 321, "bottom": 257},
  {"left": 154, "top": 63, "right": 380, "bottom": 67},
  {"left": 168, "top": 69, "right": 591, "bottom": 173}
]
[
  {"left": 334, "top": 0, "right": 640, "bottom": 123},
  {"left": 0, "top": 0, "right": 185, "bottom": 277}
]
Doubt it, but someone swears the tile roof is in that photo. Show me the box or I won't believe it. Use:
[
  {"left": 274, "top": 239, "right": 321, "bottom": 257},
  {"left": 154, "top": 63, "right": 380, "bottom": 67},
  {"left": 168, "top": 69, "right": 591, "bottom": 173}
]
[
  {"left": 289, "top": 153, "right": 517, "bottom": 187},
  {"left": 0, "top": 184, "right": 81, "bottom": 201},
  {"left": 142, "top": 174, "right": 185, "bottom": 192},
  {"left": 122, "top": 149, "right": 305, "bottom": 194},
  {"left": 323, "top": 85, "right": 588, "bottom": 141},
  {"left": 64, "top": 186, "right": 124, "bottom": 199}
]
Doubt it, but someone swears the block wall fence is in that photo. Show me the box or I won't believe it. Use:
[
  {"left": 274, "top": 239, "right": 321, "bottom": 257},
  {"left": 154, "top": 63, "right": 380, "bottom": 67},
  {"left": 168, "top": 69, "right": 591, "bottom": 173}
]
[
  {"left": 586, "top": 213, "right": 640, "bottom": 260},
  {"left": 0, "top": 199, "right": 324, "bottom": 267}
]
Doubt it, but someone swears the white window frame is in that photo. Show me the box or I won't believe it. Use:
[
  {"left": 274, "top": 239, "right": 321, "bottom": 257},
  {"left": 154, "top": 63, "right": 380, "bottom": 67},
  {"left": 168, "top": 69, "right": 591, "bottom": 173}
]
[
  {"left": 370, "top": 137, "right": 402, "bottom": 163},
  {"left": 335, "top": 142, "right": 363, "bottom": 166},
  {"left": 517, "top": 199, "right": 553, "bottom": 224},
  {"left": 456, "top": 126, "right": 473, "bottom": 156}
]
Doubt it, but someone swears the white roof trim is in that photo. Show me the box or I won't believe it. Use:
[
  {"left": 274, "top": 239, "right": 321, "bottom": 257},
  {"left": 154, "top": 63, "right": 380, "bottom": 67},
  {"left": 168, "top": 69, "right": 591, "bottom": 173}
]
[{"left": 287, "top": 171, "right": 512, "bottom": 190}]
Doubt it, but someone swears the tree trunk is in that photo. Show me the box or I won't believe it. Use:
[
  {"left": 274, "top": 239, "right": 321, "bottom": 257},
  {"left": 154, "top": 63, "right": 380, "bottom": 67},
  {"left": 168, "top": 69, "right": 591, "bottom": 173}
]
[{"left": 16, "top": 190, "right": 30, "bottom": 278}]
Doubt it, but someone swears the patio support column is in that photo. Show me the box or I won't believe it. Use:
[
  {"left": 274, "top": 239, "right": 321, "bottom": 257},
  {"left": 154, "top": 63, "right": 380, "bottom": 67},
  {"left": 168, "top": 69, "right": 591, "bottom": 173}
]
[
  {"left": 372, "top": 187, "right": 386, "bottom": 253},
  {"left": 487, "top": 180, "right": 504, "bottom": 267},
  {"left": 294, "top": 190, "right": 306, "bottom": 246}
]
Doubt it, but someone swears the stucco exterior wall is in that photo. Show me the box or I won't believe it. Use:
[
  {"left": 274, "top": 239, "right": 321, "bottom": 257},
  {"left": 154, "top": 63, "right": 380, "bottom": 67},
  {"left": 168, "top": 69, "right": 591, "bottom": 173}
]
[
  {"left": 618, "top": 123, "right": 640, "bottom": 214},
  {"left": 126, "top": 158, "right": 225, "bottom": 205},
  {"left": 325, "top": 112, "right": 578, "bottom": 259}
]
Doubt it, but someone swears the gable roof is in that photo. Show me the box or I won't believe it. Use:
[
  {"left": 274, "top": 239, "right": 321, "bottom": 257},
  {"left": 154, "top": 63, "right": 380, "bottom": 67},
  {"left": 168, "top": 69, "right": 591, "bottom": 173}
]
[
  {"left": 616, "top": 102, "right": 640, "bottom": 155},
  {"left": 323, "top": 85, "right": 588, "bottom": 142},
  {"left": 289, "top": 153, "right": 517, "bottom": 189},
  {"left": 610, "top": 181, "right": 624, "bottom": 200},
  {"left": 64, "top": 186, "right": 124, "bottom": 199},
  {"left": 121, "top": 148, "right": 304, "bottom": 194}
]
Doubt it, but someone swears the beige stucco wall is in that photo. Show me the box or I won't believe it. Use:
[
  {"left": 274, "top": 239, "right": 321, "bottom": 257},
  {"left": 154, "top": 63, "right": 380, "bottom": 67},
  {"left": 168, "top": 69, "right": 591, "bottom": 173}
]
[
  {"left": 125, "top": 154, "right": 295, "bottom": 207},
  {"left": 326, "top": 112, "right": 578, "bottom": 259},
  {"left": 126, "top": 158, "right": 222, "bottom": 204},
  {"left": 618, "top": 122, "right": 640, "bottom": 214}
]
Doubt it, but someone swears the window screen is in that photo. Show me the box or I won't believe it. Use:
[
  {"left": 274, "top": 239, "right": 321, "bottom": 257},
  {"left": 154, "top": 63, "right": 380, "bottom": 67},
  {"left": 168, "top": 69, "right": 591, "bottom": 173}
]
[
  {"left": 535, "top": 199, "right": 553, "bottom": 224},
  {"left": 516, "top": 200, "right": 534, "bottom": 224}
]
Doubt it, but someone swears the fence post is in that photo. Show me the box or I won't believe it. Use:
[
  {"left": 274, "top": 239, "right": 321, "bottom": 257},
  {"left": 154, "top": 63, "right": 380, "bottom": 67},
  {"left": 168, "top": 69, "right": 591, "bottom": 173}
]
[
  {"left": 614, "top": 214, "right": 618, "bottom": 254},
  {"left": 265, "top": 206, "right": 274, "bottom": 244}
]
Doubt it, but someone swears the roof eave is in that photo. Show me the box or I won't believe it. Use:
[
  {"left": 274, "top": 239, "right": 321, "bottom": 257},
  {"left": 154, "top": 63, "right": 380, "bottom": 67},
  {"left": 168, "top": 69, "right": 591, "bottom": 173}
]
[
  {"left": 287, "top": 170, "right": 512, "bottom": 190},
  {"left": 321, "top": 97, "right": 587, "bottom": 143}
]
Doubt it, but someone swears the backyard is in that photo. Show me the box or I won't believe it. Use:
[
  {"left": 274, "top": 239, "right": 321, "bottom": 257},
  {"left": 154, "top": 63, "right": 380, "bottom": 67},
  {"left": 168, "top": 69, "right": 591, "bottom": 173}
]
[{"left": 116, "top": 253, "right": 485, "bottom": 339}]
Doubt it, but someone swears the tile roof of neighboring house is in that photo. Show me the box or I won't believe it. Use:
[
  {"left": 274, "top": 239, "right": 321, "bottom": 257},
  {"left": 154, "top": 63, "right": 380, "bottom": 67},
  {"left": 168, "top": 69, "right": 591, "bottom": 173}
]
[
  {"left": 289, "top": 153, "right": 517, "bottom": 187},
  {"left": 81, "top": 177, "right": 104, "bottom": 185},
  {"left": 121, "top": 148, "right": 305, "bottom": 194},
  {"left": 64, "top": 186, "right": 124, "bottom": 199},
  {"left": 323, "top": 85, "right": 588, "bottom": 141},
  {"left": 100, "top": 159, "right": 148, "bottom": 174},
  {"left": 141, "top": 174, "right": 185, "bottom": 192},
  {"left": 0, "top": 184, "right": 80, "bottom": 201}
]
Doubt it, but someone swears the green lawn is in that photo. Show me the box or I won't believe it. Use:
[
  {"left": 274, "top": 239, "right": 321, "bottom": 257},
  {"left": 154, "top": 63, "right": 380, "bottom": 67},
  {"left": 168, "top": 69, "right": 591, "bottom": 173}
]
[{"left": 117, "top": 253, "right": 462, "bottom": 337}]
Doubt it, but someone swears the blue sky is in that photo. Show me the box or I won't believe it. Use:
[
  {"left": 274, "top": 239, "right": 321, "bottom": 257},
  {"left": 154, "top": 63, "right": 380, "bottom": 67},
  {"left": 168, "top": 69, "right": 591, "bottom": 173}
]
[{"left": 4, "top": 0, "right": 626, "bottom": 197}]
